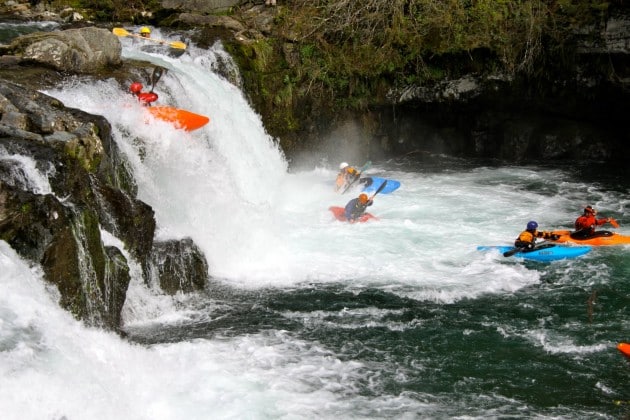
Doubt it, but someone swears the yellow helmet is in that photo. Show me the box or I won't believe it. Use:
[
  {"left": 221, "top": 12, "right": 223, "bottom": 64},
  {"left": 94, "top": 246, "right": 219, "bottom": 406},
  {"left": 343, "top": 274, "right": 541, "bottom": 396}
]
[
  {"left": 140, "top": 27, "right": 151, "bottom": 34},
  {"left": 359, "top": 193, "right": 369, "bottom": 204}
]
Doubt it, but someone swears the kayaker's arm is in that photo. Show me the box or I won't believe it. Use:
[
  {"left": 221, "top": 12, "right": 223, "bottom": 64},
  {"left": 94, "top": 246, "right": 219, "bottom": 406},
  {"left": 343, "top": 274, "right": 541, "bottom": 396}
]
[{"left": 537, "top": 231, "right": 560, "bottom": 240}]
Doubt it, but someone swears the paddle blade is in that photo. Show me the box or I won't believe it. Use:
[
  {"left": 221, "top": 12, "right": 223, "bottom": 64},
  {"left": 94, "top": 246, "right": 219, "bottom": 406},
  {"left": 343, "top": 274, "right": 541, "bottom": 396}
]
[
  {"left": 116, "top": 28, "right": 187, "bottom": 50},
  {"left": 610, "top": 218, "right": 620, "bottom": 228},
  {"left": 112, "top": 27, "right": 130, "bottom": 37},
  {"left": 168, "top": 41, "right": 187, "bottom": 50},
  {"left": 503, "top": 247, "right": 522, "bottom": 257},
  {"left": 150, "top": 66, "right": 166, "bottom": 91},
  {"left": 358, "top": 160, "right": 372, "bottom": 173}
]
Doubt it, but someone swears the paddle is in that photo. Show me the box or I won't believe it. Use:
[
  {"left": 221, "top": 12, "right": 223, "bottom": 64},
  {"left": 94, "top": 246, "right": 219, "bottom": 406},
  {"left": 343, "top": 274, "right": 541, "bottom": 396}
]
[
  {"left": 609, "top": 217, "right": 620, "bottom": 228},
  {"left": 503, "top": 247, "right": 525, "bottom": 258},
  {"left": 341, "top": 160, "right": 372, "bottom": 194},
  {"left": 370, "top": 180, "right": 387, "bottom": 200},
  {"left": 112, "top": 27, "right": 187, "bottom": 50},
  {"left": 150, "top": 66, "right": 166, "bottom": 92},
  {"left": 503, "top": 242, "right": 555, "bottom": 257}
]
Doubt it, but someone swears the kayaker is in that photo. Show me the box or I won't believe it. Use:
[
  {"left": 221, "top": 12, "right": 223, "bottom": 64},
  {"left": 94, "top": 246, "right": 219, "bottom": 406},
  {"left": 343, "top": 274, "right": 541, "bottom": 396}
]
[
  {"left": 514, "top": 221, "right": 559, "bottom": 251},
  {"left": 344, "top": 192, "right": 373, "bottom": 222},
  {"left": 335, "top": 162, "right": 360, "bottom": 192},
  {"left": 573, "top": 206, "right": 613, "bottom": 238},
  {"left": 129, "top": 82, "right": 158, "bottom": 106},
  {"left": 139, "top": 26, "right": 151, "bottom": 38}
]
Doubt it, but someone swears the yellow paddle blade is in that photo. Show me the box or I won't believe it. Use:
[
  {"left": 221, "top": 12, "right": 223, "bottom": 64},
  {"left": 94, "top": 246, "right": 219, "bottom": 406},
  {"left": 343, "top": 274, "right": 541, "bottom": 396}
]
[
  {"left": 112, "top": 27, "right": 130, "bottom": 37},
  {"left": 168, "top": 41, "right": 187, "bottom": 50},
  {"left": 112, "top": 27, "right": 186, "bottom": 50}
]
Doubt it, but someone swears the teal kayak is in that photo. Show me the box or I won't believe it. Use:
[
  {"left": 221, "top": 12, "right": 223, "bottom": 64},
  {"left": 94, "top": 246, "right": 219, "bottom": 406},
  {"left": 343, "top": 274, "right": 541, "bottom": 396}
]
[{"left": 477, "top": 244, "right": 592, "bottom": 262}]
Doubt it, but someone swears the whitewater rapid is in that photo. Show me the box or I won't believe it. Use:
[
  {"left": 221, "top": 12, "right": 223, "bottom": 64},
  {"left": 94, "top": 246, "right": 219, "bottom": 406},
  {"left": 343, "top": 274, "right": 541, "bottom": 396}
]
[{"left": 1, "top": 28, "right": 627, "bottom": 420}]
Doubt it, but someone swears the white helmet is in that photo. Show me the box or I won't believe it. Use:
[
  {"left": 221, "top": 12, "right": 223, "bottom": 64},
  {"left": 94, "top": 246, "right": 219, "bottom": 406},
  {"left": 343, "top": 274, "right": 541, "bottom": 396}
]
[{"left": 339, "top": 162, "right": 349, "bottom": 170}]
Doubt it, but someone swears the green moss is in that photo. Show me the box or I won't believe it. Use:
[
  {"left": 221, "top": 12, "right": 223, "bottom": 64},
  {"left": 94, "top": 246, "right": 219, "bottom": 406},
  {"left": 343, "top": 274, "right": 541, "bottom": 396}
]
[
  {"left": 222, "top": 0, "right": 613, "bottom": 146},
  {"left": 80, "top": 209, "right": 106, "bottom": 290}
]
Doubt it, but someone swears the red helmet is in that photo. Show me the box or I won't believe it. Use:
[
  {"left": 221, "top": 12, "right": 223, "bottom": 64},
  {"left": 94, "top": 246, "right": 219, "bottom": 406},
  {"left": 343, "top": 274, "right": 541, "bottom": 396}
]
[
  {"left": 584, "top": 206, "right": 596, "bottom": 215},
  {"left": 129, "top": 82, "right": 143, "bottom": 94}
]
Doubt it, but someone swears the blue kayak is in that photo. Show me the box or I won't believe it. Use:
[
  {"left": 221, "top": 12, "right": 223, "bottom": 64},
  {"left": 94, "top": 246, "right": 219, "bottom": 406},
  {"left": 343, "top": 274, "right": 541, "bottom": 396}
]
[
  {"left": 361, "top": 176, "right": 401, "bottom": 194},
  {"left": 477, "top": 244, "right": 592, "bottom": 262}
]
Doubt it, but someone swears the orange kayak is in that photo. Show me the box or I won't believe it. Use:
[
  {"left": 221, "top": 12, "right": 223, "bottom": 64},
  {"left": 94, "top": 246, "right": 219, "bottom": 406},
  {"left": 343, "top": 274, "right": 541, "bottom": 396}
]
[
  {"left": 147, "top": 106, "right": 210, "bottom": 131},
  {"left": 618, "top": 343, "right": 630, "bottom": 358},
  {"left": 550, "top": 230, "right": 630, "bottom": 246}
]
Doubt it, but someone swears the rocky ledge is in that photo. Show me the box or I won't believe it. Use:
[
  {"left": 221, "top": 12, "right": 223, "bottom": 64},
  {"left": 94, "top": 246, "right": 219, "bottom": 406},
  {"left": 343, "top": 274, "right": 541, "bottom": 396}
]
[{"left": 0, "top": 26, "right": 210, "bottom": 332}]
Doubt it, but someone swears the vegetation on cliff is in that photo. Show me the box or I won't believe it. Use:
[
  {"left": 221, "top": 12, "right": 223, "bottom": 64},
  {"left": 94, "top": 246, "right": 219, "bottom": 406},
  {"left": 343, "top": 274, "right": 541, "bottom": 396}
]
[
  {"left": 224, "top": 0, "right": 618, "bottom": 150},
  {"left": 48, "top": 0, "right": 162, "bottom": 21},
  {"left": 21, "top": 1, "right": 624, "bottom": 152}
]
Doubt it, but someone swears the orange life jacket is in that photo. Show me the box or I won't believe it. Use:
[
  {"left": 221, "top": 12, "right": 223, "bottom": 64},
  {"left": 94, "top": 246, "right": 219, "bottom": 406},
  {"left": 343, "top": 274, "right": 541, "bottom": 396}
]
[
  {"left": 575, "top": 215, "right": 606, "bottom": 231},
  {"left": 517, "top": 230, "right": 535, "bottom": 244}
]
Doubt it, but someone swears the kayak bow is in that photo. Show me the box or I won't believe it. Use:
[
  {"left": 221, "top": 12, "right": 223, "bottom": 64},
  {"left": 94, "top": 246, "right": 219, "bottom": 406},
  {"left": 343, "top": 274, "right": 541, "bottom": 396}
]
[{"left": 146, "top": 106, "right": 210, "bottom": 131}]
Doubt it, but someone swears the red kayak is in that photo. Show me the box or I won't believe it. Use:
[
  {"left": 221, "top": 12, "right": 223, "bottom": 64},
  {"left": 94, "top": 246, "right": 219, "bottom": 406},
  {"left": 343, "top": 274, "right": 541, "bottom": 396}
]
[
  {"left": 329, "top": 206, "right": 377, "bottom": 223},
  {"left": 146, "top": 106, "right": 210, "bottom": 131},
  {"left": 618, "top": 343, "right": 630, "bottom": 358}
]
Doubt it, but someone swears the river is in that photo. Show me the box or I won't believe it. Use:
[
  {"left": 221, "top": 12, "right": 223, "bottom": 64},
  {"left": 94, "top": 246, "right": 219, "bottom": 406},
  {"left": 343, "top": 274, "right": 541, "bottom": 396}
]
[{"left": 0, "top": 26, "right": 628, "bottom": 419}]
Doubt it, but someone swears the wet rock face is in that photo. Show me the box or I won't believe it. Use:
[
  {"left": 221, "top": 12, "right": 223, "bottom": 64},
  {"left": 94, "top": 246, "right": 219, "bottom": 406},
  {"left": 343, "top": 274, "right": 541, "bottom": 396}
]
[
  {"left": 150, "top": 238, "right": 209, "bottom": 295},
  {"left": 161, "top": 0, "right": 240, "bottom": 14},
  {"left": 0, "top": 74, "right": 211, "bottom": 329},
  {"left": 368, "top": 98, "right": 627, "bottom": 164},
  {"left": 0, "top": 24, "right": 213, "bottom": 330},
  {"left": 0, "top": 79, "right": 147, "bottom": 329}
]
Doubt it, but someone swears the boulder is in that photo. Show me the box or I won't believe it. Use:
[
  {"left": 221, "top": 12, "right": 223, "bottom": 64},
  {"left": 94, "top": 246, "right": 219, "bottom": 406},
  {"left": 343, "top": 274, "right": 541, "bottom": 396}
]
[{"left": 7, "top": 27, "right": 121, "bottom": 73}]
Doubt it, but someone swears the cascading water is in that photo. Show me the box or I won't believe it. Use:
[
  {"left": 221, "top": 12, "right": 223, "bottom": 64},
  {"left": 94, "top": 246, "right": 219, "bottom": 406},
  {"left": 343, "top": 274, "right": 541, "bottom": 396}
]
[{"left": 1, "top": 27, "right": 629, "bottom": 419}]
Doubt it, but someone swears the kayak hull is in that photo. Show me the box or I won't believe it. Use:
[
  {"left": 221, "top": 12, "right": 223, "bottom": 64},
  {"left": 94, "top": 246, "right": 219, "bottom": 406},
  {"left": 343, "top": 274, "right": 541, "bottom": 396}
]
[
  {"left": 618, "top": 343, "right": 630, "bottom": 358},
  {"left": 147, "top": 106, "right": 209, "bottom": 131},
  {"left": 329, "top": 206, "right": 377, "bottom": 223},
  {"left": 477, "top": 244, "right": 592, "bottom": 262},
  {"left": 362, "top": 176, "right": 401, "bottom": 194},
  {"left": 550, "top": 230, "right": 630, "bottom": 246}
]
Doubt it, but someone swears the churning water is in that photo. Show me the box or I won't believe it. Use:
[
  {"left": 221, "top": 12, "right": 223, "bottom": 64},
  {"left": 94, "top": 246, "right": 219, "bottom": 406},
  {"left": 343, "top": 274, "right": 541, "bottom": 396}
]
[{"left": 1, "top": 26, "right": 629, "bottom": 419}]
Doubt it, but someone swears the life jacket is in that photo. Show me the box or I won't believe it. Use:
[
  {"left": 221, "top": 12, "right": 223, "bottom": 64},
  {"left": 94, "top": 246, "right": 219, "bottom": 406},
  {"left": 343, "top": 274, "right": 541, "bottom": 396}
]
[
  {"left": 345, "top": 167, "right": 358, "bottom": 176},
  {"left": 517, "top": 230, "right": 535, "bottom": 244},
  {"left": 344, "top": 197, "right": 370, "bottom": 220},
  {"left": 575, "top": 215, "right": 595, "bottom": 231},
  {"left": 137, "top": 92, "right": 158, "bottom": 105},
  {"left": 336, "top": 167, "right": 359, "bottom": 191},
  {"left": 342, "top": 167, "right": 359, "bottom": 184}
]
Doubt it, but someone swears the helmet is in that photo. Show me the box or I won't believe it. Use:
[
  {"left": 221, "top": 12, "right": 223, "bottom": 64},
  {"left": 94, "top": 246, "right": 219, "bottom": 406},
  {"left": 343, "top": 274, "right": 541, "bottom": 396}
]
[
  {"left": 526, "top": 221, "right": 538, "bottom": 230},
  {"left": 129, "top": 82, "right": 143, "bottom": 93},
  {"left": 140, "top": 27, "right": 151, "bottom": 35},
  {"left": 584, "top": 206, "right": 596, "bottom": 215},
  {"left": 339, "top": 162, "right": 349, "bottom": 170},
  {"left": 358, "top": 193, "right": 369, "bottom": 204}
]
